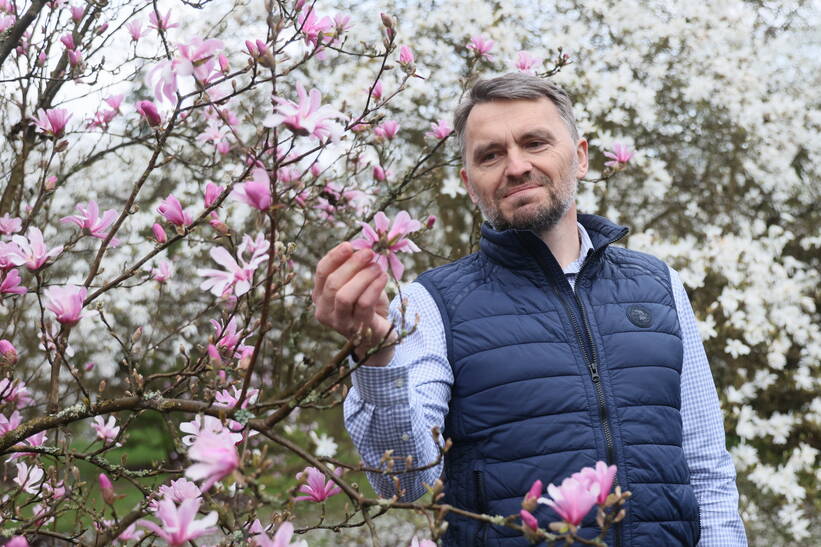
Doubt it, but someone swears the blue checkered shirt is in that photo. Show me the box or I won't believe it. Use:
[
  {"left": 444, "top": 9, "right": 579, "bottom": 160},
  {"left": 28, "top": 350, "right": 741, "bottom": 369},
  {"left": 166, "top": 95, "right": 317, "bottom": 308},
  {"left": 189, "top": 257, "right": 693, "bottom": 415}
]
[{"left": 344, "top": 224, "right": 747, "bottom": 546}]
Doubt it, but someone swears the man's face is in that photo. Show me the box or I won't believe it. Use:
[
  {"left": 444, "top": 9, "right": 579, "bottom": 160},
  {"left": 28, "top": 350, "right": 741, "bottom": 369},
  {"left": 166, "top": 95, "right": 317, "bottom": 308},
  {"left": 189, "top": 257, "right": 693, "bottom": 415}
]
[{"left": 460, "top": 98, "right": 588, "bottom": 233}]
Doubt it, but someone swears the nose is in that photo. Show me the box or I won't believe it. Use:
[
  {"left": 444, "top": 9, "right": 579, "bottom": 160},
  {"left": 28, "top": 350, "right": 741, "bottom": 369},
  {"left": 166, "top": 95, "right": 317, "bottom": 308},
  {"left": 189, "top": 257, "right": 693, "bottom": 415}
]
[{"left": 504, "top": 147, "right": 532, "bottom": 179}]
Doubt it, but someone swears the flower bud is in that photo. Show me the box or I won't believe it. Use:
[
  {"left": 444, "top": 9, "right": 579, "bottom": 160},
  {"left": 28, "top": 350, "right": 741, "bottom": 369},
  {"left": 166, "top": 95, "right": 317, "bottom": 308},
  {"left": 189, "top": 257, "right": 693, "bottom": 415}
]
[
  {"left": 0, "top": 339, "right": 18, "bottom": 367},
  {"left": 44, "top": 175, "right": 58, "bottom": 191},
  {"left": 380, "top": 12, "right": 395, "bottom": 29},
  {"left": 425, "top": 215, "right": 437, "bottom": 229},
  {"left": 218, "top": 53, "right": 229, "bottom": 73},
  {"left": 99, "top": 473, "right": 116, "bottom": 505},
  {"left": 151, "top": 223, "right": 167, "bottom": 243}
]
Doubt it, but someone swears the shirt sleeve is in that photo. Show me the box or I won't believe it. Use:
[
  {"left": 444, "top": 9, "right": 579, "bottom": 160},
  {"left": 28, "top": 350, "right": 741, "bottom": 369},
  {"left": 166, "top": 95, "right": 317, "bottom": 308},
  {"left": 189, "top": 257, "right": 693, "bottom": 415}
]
[
  {"left": 670, "top": 267, "right": 748, "bottom": 546},
  {"left": 343, "top": 282, "right": 453, "bottom": 501}
]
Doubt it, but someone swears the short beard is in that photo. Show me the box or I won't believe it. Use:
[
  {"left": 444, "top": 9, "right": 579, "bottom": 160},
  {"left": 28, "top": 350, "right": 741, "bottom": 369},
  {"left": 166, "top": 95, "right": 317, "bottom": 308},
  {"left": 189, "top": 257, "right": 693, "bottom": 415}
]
[
  {"left": 478, "top": 168, "right": 578, "bottom": 234},
  {"left": 488, "top": 192, "right": 574, "bottom": 233}
]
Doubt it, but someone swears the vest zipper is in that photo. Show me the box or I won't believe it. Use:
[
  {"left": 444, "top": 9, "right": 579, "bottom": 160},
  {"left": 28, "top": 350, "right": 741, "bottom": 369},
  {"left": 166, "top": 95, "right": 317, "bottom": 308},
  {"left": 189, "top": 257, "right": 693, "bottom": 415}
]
[
  {"left": 575, "top": 245, "right": 625, "bottom": 547},
  {"left": 518, "top": 228, "right": 628, "bottom": 546},
  {"left": 474, "top": 470, "right": 488, "bottom": 546}
]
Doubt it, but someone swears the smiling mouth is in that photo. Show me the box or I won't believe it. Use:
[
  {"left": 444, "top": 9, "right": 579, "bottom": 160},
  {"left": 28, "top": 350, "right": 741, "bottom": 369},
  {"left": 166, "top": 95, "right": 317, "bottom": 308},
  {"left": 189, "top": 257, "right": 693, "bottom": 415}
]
[{"left": 503, "top": 184, "right": 542, "bottom": 198}]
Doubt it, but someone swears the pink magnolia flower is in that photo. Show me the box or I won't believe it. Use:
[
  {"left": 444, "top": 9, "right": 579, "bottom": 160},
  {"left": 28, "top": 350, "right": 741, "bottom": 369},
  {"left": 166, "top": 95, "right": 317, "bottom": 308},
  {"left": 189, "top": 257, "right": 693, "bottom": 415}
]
[
  {"left": 604, "top": 143, "right": 634, "bottom": 167},
  {"left": 572, "top": 461, "right": 617, "bottom": 505},
  {"left": 138, "top": 497, "right": 217, "bottom": 547},
  {"left": 6, "top": 536, "right": 28, "bottom": 547},
  {"left": 44, "top": 285, "right": 86, "bottom": 325},
  {"left": 117, "top": 523, "right": 143, "bottom": 542},
  {"left": 0, "top": 213, "right": 22, "bottom": 235},
  {"left": 398, "top": 45, "right": 414, "bottom": 66},
  {"left": 373, "top": 165, "right": 387, "bottom": 181},
  {"left": 60, "top": 200, "right": 120, "bottom": 245},
  {"left": 293, "top": 466, "right": 342, "bottom": 502},
  {"left": 91, "top": 415, "right": 120, "bottom": 444},
  {"left": 245, "top": 39, "right": 270, "bottom": 59},
  {"left": 70, "top": 4, "right": 84, "bottom": 23},
  {"left": 369, "top": 80, "right": 383, "bottom": 100},
  {"left": 0, "top": 242, "right": 21, "bottom": 270},
  {"left": 249, "top": 520, "right": 307, "bottom": 547},
  {"left": 0, "top": 410, "right": 22, "bottom": 434},
  {"left": 1, "top": 269, "right": 27, "bottom": 295},
  {"left": 9, "top": 227, "right": 63, "bottom": 271},
  {"left": 0, "top": 339, "right": 18, "bottom": 367},
  {"left": 8, "top": 430, "right": 46, "bottom": 460},
  {"left": 0, "top": 378, "right": 32, "bottom": 408},
  {"left": 426, "top": 119, "right": 453, "bottom": 139},
  {"left": 264, "top": 82, "right": 344, "bottom": 141},
  {"left": 0, "top": 15, "right": 15, "bottom": 34},
  {"left": 374, "top": 119, "right": 400, "bottom": 140},
  {"left": 154, "top": 478, "right": 201, "bottom": 507},
  {"left": 67, "top": 49, "right": 83, "bottom": 67},
  {"left": 197, "top": 233, "right": 269, "bottom": 297},
  {"left": 59, "top": 32, "right": 75, "bottom": 50},
  {"left": 31, "top": 108, "right": 71, "bottom": 137},
  {"left": 151, "top": 223, "right": 167, "bottom": 243},
  {"left": 148, "top": 9, "right": 178, "bottom": 32},
  {"left": 125, "top": 19, "right": 146, "bottom": 42},
  {"left": 197, "top": 121, "right": 231, "bottom": 154},
  {"left": 520, "top": 509, "right": 539, "bottom": 532},
  {"left": 515, "top": 51, "right": 539, "bottom": 73},
  {"left": 157, "top": 195, "right": 193, "bottom": 227},
  {"left": 210, "top": 316, "right": 247, "bottom": 355},
  {"left": 151, "top": 260, "right": 174, "bottom": 282},
  {"left": 14, "top": 462, "right": 44, "bottom": 493},
  {"left": 467, "top": 35, "right": 495, "bottom": 60},
  {"left": 99, "top": 473, "right": 116, "bottom": 505},
  {"left": 185, "top": 427, "right": 240, "bottom": 491},
  {"left": 104, "top": 94, "right": 124, "bottom": 112},
  {"left": 214, "top": 386, "right": 258, "bottom": 409},
  {"left": 409, "top": 537, "right": 437, "bottom": 547},
  {"left": 43, "top": 479, "right": 65, "bottom": 500},
  {"left": 537, "top": 476, "right": 598, "bottom": 527},
  {"left": 297, "top": 8, "right": 334, "bottom": 47},
  {"left": 175, "top": 37, "right": 224, "bottom": 84},
  {"left": 136, "top": 100, "right": 162, "bottom": 127},
  {"left": 350, "top": 211, "right": 422, "bottom": 279},
  {"left": 179, "top": 414, "right": 242, "bottom": 446},
  {"left": 232, "top": 168, "right": 272, "bottom": 211},
  {"left": 333, "top": 13, "right": 351, "bottom": 33}
]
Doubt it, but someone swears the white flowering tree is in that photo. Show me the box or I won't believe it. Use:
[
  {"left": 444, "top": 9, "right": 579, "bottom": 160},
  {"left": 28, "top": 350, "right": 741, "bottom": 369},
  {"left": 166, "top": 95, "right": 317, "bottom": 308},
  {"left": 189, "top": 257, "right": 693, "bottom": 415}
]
[{"left": 0, "top": 0, "right": 818, "bottom": 545}]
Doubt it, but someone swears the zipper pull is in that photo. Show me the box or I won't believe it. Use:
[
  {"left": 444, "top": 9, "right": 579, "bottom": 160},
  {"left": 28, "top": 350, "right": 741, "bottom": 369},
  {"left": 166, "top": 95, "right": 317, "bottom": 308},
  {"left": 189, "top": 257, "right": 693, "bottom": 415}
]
[{"left": 590, "top": 361, "right": 600, "bottom": 382}]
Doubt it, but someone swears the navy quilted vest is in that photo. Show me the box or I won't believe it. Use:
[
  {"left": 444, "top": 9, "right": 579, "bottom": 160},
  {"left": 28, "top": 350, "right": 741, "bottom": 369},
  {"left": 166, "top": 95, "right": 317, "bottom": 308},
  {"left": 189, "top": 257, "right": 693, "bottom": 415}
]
[{"left": 415, "top": 214, "right": 699, "bottom": 546}]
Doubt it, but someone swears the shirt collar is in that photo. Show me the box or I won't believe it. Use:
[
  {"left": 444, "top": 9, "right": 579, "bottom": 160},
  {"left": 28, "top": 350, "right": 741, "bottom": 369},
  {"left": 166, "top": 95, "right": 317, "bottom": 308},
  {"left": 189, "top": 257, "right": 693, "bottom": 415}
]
[{"left": 563, "top": 222, "right": 594, "bottom": 275}]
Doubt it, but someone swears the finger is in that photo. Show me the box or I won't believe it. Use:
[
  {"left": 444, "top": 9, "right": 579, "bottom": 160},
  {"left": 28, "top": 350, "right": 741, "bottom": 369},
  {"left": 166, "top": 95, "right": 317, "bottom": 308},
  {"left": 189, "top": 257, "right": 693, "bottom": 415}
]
[
  {"left": 353, "top": 270, "right": 389, "bottom": 326},
  {"left": 331, "top": 263, "right": 384, "bottom": 327},
  {"left": 320, "top": 248, "right": 375, "bottom": 301},
  {"left": 313, "top": 242, "right": 353, "bottom": 302},
  {"left": 315, "top": 249, "right": 376, "bottom": 330}
]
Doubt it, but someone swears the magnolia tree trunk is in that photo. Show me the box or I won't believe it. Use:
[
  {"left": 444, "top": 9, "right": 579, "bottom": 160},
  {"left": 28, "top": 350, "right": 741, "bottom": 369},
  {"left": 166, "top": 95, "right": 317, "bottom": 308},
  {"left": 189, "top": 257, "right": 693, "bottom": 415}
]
[{"left": 0, "top": 0, "right": 818, "bottom": 546}]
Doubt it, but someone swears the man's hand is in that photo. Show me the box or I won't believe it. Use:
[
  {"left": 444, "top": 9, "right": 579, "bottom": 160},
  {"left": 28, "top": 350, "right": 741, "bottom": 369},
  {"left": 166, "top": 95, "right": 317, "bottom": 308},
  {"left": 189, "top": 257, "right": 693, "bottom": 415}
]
[{"left": 313, "top": 242, "right": 397, "bottom": 366}]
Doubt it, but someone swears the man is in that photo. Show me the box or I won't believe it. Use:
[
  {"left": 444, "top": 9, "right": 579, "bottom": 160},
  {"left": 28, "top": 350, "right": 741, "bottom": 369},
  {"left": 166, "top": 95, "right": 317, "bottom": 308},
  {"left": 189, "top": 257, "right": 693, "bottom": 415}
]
[{"left": 313, "top": 73, "right": 746, "bottom": 546}]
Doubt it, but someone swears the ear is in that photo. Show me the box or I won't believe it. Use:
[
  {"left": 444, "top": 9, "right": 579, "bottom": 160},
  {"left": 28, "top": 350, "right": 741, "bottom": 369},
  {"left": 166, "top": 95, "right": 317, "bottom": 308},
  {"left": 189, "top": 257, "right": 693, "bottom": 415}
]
[
  {"left": 575, "top": 138, "right": 589, "bottom": 179},
  {"left": 460, "top": 168, "right": 479, "bottom": 204}
]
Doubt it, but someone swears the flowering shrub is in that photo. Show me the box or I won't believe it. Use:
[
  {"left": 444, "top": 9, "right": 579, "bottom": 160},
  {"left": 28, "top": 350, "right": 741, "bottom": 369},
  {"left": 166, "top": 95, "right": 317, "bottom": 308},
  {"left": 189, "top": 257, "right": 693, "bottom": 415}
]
[{"left": 0, "top": 0, "right": 818, "bottom": 545}]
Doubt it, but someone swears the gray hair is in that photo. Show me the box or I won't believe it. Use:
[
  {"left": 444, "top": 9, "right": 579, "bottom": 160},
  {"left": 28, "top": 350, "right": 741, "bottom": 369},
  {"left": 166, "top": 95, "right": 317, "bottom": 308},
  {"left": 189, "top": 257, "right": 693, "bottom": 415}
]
[{"left": 453, "top": 73, "right": 579, "bottom": 161}]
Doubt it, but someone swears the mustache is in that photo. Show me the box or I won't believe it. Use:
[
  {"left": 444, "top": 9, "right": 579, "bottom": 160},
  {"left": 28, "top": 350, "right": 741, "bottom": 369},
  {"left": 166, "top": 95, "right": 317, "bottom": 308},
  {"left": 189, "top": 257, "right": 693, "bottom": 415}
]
[{"left": 496, "top": 173, "right": 550, "bottom": 199}]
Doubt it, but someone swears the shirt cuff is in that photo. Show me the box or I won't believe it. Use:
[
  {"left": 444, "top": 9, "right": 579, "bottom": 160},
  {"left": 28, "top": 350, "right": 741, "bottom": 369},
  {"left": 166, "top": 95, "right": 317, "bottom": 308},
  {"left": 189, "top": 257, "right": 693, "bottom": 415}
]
[{"left": 351, "top": 361, "right": 410, "bottom": 408}]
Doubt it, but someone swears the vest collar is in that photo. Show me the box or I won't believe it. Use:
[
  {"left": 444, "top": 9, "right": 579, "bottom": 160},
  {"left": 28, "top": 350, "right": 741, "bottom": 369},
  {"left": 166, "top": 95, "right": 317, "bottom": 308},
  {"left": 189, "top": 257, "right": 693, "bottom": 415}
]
[{"left": 479, "top": 214, "right": 629, "bottom": 272}]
